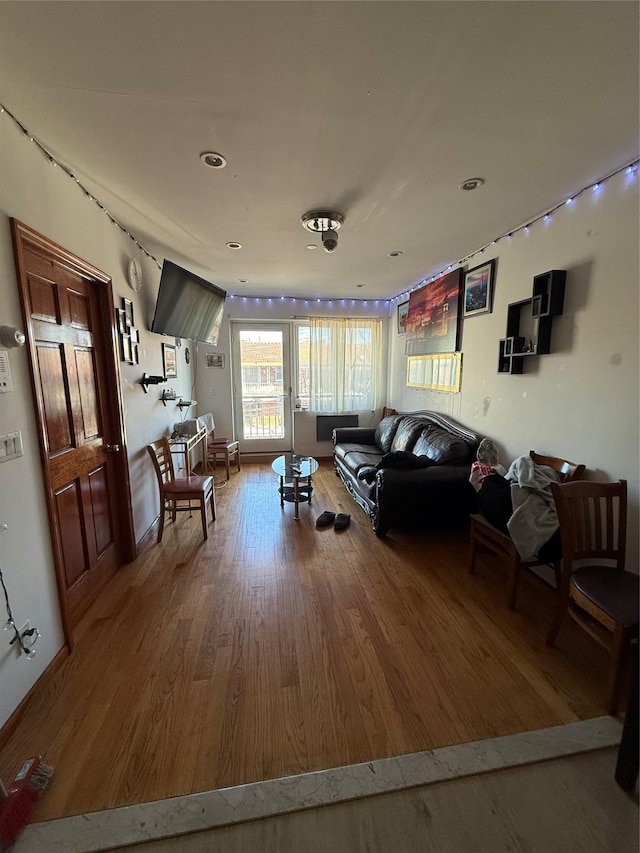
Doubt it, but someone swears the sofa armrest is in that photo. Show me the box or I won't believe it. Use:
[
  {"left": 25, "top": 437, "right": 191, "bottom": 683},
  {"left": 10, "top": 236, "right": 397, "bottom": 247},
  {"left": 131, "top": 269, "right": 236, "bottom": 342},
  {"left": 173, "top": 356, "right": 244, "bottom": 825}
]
[{"left": 333, "top": 427, "right": 377, "bottom": 446}]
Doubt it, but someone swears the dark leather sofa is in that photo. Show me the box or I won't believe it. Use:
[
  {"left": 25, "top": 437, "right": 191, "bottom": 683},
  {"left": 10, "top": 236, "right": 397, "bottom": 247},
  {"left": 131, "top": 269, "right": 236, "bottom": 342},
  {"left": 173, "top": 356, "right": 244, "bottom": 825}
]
[{"left": 333, "top": 411, "right": 480, "bottom": 537}]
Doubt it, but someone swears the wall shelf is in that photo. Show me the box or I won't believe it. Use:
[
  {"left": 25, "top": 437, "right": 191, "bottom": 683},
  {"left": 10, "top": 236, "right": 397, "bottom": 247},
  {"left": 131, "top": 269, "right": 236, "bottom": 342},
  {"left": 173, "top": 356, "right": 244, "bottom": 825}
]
[{"left": 498, "top": 270, "right": 566, "bottom": 374}]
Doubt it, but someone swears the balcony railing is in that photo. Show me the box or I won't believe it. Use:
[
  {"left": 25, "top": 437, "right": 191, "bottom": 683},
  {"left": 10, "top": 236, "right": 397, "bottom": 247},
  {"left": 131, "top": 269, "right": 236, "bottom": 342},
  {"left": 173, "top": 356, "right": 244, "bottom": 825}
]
[{"left": 242, "top": 395, "right": 285, "bottom": 439}]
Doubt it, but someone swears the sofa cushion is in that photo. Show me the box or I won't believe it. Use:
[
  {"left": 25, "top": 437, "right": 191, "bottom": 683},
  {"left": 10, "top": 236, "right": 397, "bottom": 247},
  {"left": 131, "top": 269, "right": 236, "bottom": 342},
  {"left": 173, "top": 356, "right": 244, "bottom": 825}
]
[
  {"left": 413, "top": 425, "right": 470, "bottom": 464},
  {"left": 374, "top": 415, "right": 404, "bottom": 453},
  {"left": 390, "top": 416, "right": 429, "bottom": 453},
  {"left": 334, "top": 442, "right": 383, "bottom": 464},
  {"left": 339, "top": 450, "right": 383, "bottom": 478}
]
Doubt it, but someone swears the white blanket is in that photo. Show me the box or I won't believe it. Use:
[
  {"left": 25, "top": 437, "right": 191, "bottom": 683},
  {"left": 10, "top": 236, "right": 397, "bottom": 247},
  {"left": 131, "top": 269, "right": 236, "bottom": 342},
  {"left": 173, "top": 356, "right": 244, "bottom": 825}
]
[{"left": 506, "top": 456, "right": 561, "bottom": 561}]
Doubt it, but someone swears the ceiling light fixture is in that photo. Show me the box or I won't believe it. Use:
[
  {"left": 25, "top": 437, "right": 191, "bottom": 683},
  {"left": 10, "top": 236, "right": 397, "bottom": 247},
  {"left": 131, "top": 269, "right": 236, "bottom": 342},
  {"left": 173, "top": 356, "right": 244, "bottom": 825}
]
[
  {"left": 387, "top": 250, "right": 403, "bottom": 257},
  {"left": 301, "top": 209, "right": 344, "bottom": 253},
  {"left": 226, "top": 242, "right": 242, "bottom": 249},
  {"left": 200, "top": 152, "right": 227, "bottom": 169},
  {"left": 459, "top": 177, "right": 485, "bottom": 191}
]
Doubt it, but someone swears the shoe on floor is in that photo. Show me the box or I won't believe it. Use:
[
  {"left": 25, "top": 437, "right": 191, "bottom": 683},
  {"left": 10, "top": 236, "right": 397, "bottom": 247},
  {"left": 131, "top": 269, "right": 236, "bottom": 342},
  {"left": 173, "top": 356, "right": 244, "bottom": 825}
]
[
  {"left": 316, "top": 510, "right": 336, "bottom": 528},
  {"left": 334, "top": 513, "right": 351, "bottom": 531}
]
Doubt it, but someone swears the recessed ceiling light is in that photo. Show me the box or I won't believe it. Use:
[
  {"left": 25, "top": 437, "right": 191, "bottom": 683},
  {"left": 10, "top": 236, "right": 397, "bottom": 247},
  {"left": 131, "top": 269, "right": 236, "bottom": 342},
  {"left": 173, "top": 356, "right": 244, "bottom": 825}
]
[
  {"left": 387, "top": 251, "right": 403, "bottom": 257},
  {"left": 226, "top": 242, "right": 242, "bottom": 250},
  {"left": 459, "top": 177, "right": 485, "bottom": 191},
  {"left": 307, "top": 244, "right": 318, "bottom": 250},
  {"left": 236, "top": 278, "right": 248, "bottom": 284},
  {"left": 356, "top": 284, "right": 366, "bottom": 288},
  {"left": 200, "top": 151, "right": 227, "bottom": 169}
]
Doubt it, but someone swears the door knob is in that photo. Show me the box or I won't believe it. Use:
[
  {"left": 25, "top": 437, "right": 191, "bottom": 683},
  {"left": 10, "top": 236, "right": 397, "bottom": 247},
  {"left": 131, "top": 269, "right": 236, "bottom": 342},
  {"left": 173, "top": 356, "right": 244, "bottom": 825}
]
[{"left": 105, "top": 444, "right": 121, "bottom": 452}]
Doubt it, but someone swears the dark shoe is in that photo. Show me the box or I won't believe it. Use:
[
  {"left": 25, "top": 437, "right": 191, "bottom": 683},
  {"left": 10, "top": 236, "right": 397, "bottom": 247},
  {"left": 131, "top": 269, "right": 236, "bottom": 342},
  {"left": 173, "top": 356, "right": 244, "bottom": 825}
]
[
  {"left": 334, "top": 513, "right": 351, "bottom": 531},
  {"left": 316, "top": 511, "right": 336, "bottom": 528}
]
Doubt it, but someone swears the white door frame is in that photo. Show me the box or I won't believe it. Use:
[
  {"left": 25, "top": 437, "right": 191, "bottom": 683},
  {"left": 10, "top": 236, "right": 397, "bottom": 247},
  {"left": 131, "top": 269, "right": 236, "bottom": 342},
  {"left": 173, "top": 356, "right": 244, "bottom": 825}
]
[{"left": 231, "top": 321, "right": 293, "bottom": 454}]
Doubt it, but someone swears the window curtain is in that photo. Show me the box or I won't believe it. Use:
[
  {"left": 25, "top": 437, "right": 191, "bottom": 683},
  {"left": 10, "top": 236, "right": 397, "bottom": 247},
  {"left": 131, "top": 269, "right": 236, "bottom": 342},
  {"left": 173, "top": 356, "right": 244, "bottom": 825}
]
[{"left": 309, "top": 317, "right": 382, "bottom": 412}]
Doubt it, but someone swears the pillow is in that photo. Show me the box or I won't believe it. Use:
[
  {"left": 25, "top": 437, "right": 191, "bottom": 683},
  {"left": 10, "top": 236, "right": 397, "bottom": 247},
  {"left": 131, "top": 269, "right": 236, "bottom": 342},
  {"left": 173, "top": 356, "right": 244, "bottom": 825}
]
[
  {"left": 376, "top": 450, "right": 434, "bottom": 470},
  {"left": 374, "top": 415, "right": 403, "bottom": 453},
  {"left": 390, "top": 416, "right": 429, "bottom": 453},
  {"left": 413, "top": 426, "right": 469, "bottom": 465}
]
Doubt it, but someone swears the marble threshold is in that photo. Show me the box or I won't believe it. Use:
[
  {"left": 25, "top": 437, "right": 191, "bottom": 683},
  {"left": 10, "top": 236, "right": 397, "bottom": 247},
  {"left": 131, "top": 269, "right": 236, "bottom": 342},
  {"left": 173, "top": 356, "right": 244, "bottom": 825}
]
[{"left": 15, "top": 717, "right": 622, "bottom": 853}]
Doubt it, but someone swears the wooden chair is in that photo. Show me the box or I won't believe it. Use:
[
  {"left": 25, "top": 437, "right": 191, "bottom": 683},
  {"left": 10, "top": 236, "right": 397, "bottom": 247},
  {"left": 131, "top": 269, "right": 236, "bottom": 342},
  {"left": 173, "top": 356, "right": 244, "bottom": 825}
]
[
  {"left": 546, "top": 479, "right": 639, "bottom": 714},
  {"left": 468, "top": 450, "right": 585, "bottom": 609},
  {"left": 147, "top": 437, "right": 216, "bottom": 542},
  {"left": 206, "top": 438, "right": 241, "bottom": 480}
]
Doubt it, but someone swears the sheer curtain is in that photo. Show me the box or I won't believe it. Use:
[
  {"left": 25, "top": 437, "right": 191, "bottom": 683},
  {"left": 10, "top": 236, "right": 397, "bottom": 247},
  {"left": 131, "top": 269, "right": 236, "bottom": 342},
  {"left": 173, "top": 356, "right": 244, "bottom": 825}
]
[{"left": 309, "top": 317, "right": 382, "bottom": 412}]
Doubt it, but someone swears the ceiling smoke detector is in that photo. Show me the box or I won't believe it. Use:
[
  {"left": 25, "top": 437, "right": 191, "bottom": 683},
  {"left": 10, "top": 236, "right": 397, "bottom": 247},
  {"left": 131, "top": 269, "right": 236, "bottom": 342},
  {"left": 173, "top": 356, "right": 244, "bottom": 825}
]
[
  {"left": 301, "top": 209, "right": 344, "bottom": 253},
  {"left": 459, "top": 177, "right": 485, "bottom": 191}
]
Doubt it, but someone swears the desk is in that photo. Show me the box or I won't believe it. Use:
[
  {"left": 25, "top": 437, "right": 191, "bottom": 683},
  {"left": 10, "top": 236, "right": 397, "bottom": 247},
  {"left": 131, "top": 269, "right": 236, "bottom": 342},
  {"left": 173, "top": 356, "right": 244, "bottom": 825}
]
[{"left": 169, "top": 426, "right": 207, "bottom": 476}]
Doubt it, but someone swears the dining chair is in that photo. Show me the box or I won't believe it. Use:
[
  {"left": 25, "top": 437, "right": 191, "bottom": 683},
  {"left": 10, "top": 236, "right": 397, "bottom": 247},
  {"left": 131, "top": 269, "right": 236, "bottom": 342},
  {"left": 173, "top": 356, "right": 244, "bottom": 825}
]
[
  {"left": 147, "top": 436, "right": 215, "bottom": 542},
  {"left": 468, "top": 450, "right": 585, "bottom": 609},
  {"left": 546, "top": 479, "right": 638, "bottom": 714}
]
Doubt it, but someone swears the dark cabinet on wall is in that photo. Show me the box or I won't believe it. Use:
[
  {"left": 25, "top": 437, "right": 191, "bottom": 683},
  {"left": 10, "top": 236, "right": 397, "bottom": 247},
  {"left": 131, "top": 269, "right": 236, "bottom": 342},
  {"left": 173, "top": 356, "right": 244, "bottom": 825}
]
[{"left": 498, "top": 270, "right": 566, "bottom": 374}]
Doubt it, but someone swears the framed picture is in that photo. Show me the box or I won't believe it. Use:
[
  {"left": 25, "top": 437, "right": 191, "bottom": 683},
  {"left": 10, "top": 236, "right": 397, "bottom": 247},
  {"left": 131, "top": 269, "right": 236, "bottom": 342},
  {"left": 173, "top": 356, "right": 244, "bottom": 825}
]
[
  {"left": 163, "top": 343, "right": 177, "bottom": 378},
  {"left": 120, "top": 333, "right": 132, "bottom": 364},
  {"left": 405, "top": 269, "right": 463, "bottom": 355},
  {"left": 406, "top": 352, "right": 462, "bottom": 392},
  {"left": 131, "top": 342, "right": 139, "bottom": 365},
  {"left": 397, "top": 301, "right": 409, "bottom": 335},
  {"left": 122, "top": 297, "right": 134, "bottom": 328},
  {"left": 129, "top": 327, "right": 138, "bottom": 344},
  {"left": 463, "top": 259, "right": 496, "bottom": 318},
  {"left": 116, "top": 308, "right": 127, "bottom": 334},
  {"left": 205, "top": 353, "right": 225, "bottom": 369}
]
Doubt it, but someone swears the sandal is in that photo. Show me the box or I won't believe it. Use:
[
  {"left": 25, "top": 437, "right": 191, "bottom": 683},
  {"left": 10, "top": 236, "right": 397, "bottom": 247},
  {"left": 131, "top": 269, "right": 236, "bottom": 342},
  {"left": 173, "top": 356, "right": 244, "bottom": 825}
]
[
  {"left": 316, "top": 511, "right": 336, "bottom": 528},
  {"left": 334, "top": 513, "right": 351, "bottom": 531}
]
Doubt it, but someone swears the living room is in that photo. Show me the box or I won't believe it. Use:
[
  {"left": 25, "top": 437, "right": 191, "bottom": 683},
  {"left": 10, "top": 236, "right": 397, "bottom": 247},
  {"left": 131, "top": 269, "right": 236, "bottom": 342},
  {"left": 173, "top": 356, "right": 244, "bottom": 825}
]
[{"left": 0, "top": 3, "right": 638, "bottom": 850}]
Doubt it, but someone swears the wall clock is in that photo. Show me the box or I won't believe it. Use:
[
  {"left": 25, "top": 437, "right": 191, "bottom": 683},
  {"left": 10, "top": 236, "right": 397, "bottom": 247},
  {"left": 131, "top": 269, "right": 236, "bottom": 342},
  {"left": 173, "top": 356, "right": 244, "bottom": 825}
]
[{"left": 127, "top": 258, "right": 143, "bottom": 292}]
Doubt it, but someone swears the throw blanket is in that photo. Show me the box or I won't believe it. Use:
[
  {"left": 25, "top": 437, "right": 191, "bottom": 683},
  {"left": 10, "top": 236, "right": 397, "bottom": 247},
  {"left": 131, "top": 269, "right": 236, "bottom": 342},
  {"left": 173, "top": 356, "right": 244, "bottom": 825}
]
[{"left": 506, "top": 456, "right": 561, "bottom": 561}]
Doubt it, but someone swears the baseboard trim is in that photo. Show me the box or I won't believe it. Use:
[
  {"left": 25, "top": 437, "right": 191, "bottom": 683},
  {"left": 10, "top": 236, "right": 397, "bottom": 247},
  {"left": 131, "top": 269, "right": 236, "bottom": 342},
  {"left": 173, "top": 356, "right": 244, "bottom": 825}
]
[{"left": 0, "top": 645, "right": 69, "bottom": 751}]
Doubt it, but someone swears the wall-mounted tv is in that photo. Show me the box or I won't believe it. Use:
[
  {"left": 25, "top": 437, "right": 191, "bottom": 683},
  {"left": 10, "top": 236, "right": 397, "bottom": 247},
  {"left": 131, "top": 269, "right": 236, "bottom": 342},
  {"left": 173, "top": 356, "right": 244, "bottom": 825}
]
[{"left": 151, "top": 260, "right": 226, "bottom": 346}]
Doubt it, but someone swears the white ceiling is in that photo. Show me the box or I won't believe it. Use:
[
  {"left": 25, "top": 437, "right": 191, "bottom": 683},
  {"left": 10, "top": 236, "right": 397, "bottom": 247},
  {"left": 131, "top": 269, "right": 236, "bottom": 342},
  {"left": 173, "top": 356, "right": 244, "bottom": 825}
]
[{"left": 0, "top": 1, "right": 638, "bottom": 300}]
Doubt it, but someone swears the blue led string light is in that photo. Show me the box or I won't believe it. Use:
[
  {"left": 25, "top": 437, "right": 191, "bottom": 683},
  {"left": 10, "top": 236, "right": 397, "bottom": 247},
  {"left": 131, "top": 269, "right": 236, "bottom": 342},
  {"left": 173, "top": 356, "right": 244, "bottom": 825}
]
[{"left": 2, "top": 102, "right": 636, "bottom": 310}]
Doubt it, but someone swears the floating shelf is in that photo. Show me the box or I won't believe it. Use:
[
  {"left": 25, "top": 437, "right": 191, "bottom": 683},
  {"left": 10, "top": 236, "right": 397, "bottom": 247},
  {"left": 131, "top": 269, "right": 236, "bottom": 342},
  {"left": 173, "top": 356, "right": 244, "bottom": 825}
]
[
  {"left": 498, "top": 270, "right": 566, "bottom": 374},
  {"left": 140, "top": 373, "right": 168, "bottom": 393}
]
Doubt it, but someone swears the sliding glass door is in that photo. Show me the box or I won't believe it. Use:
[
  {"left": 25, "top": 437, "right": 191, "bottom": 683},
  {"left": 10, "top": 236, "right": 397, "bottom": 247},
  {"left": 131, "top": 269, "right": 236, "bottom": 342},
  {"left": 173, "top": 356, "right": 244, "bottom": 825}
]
[{"left": 231, "top": 323, "right": 292, "bottom": 454}]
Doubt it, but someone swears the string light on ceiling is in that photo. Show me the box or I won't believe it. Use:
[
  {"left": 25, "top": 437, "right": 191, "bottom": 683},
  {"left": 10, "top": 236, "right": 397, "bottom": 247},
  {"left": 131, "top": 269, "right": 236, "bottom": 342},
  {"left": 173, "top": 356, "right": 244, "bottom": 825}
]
[{"left": 2, "top": 103, "right": 636, "bottom": 311}]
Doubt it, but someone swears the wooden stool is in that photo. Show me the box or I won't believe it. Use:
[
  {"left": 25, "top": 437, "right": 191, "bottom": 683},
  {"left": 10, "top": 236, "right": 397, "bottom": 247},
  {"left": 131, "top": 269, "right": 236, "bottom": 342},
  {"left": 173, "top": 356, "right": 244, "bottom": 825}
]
[{"left": 207, "top": 439, "right": 241, "bottom": 480}]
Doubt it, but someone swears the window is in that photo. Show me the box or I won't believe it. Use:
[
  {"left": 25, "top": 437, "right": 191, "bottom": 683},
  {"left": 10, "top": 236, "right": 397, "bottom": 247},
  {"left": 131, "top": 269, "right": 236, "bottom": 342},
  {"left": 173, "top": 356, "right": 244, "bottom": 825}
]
[{"left": 297, "top": 317, "right": 382, "bottom": 412}]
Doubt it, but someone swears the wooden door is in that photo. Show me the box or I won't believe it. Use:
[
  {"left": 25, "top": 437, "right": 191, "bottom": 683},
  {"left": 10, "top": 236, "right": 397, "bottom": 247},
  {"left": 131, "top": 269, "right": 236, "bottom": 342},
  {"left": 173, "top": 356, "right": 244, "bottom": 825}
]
[{"left": 11, "top": 220, "right": 135, "bottom": 642}]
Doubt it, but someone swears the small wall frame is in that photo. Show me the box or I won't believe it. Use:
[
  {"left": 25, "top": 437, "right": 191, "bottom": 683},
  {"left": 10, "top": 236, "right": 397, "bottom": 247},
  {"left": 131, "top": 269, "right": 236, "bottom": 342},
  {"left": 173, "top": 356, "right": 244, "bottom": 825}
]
[{"left": 406, "top": 352, "right": 462, "bottom": 392}]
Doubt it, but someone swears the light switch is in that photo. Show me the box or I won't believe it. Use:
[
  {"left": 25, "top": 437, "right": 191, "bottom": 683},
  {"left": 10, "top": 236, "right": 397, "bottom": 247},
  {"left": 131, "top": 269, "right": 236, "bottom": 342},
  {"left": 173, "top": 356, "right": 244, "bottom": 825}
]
[{"left": 0, "top": 431, "right": 23, "bottom": 462}]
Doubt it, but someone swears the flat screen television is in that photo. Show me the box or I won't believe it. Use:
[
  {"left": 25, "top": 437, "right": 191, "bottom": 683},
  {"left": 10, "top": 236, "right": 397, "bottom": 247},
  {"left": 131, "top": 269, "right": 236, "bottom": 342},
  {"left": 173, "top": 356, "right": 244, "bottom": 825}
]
[{"left": 151, "top": 260, "right": 226, "bottom": 345}]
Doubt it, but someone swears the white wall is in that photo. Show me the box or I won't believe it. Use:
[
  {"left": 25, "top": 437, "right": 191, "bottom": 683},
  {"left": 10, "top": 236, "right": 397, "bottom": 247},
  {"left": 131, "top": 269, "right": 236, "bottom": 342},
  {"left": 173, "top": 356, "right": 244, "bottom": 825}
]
[
  {"left": 194, "top": 300, "right": 389, "bottom": 459},
  {"left": 388, "top": 169, "right": 640, "bottom": 566},
  {"left": 0, "top": 117, "right": 196, "bottom": 727}
]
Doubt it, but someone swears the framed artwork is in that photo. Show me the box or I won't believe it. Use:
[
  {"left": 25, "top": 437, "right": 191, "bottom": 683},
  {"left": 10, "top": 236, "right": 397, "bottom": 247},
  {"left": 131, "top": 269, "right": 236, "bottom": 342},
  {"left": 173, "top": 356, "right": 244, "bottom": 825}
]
[
  {"left": 116, "top": 308, "right": 127, "bottom": 334},
  {"left": 131, "top": 342, "right": 139, "bottom": 365},
  {"left": 405, "top": 268, "right": 462, "bottom": 355},
  {"left": 463, "top": 259, "right": 496, "bottom": 318},
  {"left": 163, "top": 343, "right": 177, "bottom": 378},
  {"left": 205, "top": 353, "right": 225, "bottom": 368},
  {"left": 122, "top": 297, "right": 134, "bottom": 328},
  {"left": 397, "top": 301, "right": 409, "bottom": 334},
  {"left": 406, "top": 352, "right": 462, "bottom": 392},
  {"left": 120, "top": 333, "right": 132, "bottom": 364}
]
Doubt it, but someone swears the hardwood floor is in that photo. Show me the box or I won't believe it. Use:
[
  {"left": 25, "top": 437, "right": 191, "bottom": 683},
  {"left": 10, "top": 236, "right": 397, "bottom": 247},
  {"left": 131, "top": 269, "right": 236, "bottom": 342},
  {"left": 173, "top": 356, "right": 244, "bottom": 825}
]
[{"left": 0, "top": 462, "right": 610, "bottom": 822}]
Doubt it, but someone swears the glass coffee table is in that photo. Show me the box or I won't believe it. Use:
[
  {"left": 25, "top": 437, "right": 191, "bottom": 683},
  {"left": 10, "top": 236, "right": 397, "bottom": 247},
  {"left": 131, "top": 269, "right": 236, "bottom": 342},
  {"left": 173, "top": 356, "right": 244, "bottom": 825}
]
[{"left": 272, "top": 454, "right": 319, "bottom": 520}]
